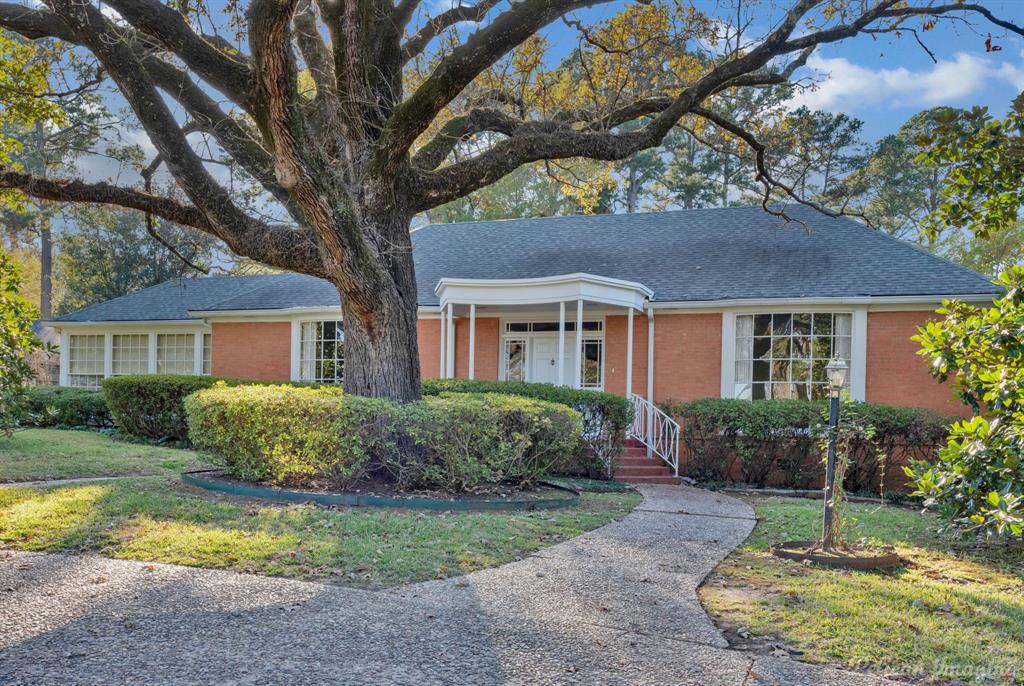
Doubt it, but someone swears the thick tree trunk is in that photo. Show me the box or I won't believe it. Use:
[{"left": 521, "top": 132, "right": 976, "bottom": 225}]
[
  {"left": 340, "top": 286, "right": 421, "bottom": 401},
  {"left": 334, "top": 209, "right": 422, "bottom": 402}
]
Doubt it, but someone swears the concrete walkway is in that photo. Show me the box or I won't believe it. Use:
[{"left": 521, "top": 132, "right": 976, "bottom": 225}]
[{"left": 0, "top": 484, "right": 892, "bottom": 685}]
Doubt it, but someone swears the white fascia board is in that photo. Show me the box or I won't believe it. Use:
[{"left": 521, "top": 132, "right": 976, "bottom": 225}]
[
  {"left": 188, "top": 306, "right": 343, "bottom": 320},
  {"left": 649, "top": 293, "right": 997, "bottom": 312},
  {"left": 435, "top": 273, "right": 652, "bottom": 310},
  {"left": 50, "top": 320, "right": 208, "bottom": 331}
]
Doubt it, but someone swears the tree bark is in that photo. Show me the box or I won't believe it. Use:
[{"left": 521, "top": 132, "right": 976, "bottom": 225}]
[{"left": 334, "top": 210, "right": 423, "bottom": 402}]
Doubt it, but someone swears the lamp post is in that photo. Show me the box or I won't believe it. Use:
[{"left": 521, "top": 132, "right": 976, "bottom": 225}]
[{"left": 822, "top": 358, "right": 849, "bottom": 551}]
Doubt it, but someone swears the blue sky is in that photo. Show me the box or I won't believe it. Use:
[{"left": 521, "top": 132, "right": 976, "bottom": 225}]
[{"left": 524, "top": 0, "right": 1024, "bottom": 141}]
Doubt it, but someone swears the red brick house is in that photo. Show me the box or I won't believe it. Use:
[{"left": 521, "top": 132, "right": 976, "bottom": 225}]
[{"left": 48, "top": 207, "right": 997, "bottom": 420}]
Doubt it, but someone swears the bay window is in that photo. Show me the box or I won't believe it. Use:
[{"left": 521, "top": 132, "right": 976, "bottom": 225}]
[
  {"left": 734, "top": 312, "right": 852, "bottom": 400},
  {"left": 299, "top": 320, "right": 344, "bottom": 384}
]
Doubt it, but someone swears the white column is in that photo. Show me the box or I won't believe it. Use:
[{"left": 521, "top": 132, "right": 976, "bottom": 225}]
[
  {"left": 446, "top": 302, "right": 455, "bottom": 378},
  {"left": 439, "top": 308, "right": 446, "bottom": 378},
  {"left": 851, "top": 307, "right": 868, "bottom": 401},
  {"left": 103, "top": 333, "right": 113, "bottom": 379},
  {"left": 557, "top": 301, "right": 566, "bottom": 386},
  {"left": 468, "top": 304, "right": 476, "bottom": 380},
  {"left": 147, "top": 333, "right": 158, "bottom": 374},
  {"left": 58, "top": 331, "right": 69, "bottom": 386},
  {"left": 574, "top": 299, "right": 583, "bottom": 389},
  {"left": 625, "top": 307, "right": 634, "bottom": 397},
  {"left": 193, "top": 331, "right": 204, "bottom": 375},
  {"left": 290, "top": 320, "right": 302, "bottom": 381},
  {"left": 646, "top": 309, "right": 655, "bottom": 458}
]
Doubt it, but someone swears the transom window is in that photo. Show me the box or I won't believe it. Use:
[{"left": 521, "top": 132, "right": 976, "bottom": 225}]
[
  {"left": 111, "top": 334, "right": 148, "bottom": 376},
  {"left": 734, "top": 312, "right": 852, "bottom": 400},
  {"left": 156, "top": 334, "right": 195, "bottom": 374},
  {"left": 505, "top": 321, "right": 603, "bottom": 333},
  {"left": 300, "top": 321, "right": 344, "bottom": 384},
  {"left": 68, "top": 334, "right": 105, "bottom": 389}
]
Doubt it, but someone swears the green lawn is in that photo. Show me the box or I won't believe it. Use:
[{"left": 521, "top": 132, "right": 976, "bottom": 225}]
[
  {"left": 0, "top": 429, "right": 197, "bottom": 482},
  {"left": 701, "top": 497, "right": 1024, "bottom": 684},
  {"left": 0, "top": 476, "right": 640, "bottom": 586}
]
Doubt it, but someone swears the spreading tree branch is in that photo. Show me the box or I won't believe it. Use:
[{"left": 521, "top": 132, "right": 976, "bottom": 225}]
[{"left": 401, "top": 0, "right": 503, "bottom": 62}]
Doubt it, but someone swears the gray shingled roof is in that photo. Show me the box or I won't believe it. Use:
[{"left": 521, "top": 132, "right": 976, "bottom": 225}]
[{"left": 53, "top": 206, "right": 999, "bottom": 322}]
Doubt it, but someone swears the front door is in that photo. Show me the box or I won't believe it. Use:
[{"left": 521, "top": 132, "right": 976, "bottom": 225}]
[{"left": 529, "top": 337, "right": 573, "bottom": 385}]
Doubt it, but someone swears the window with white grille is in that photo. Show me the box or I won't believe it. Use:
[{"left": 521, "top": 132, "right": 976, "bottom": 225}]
[
  {"left": 734, "top": 313, "right": 852, "bottom": 400},
  {"left": 202, "top": 333, "right": 212, "bottom": 375},
  {"left": 299, "top": 321, "right": 344, "bottom": 384},
  {"left": 68, "top": 334, "right": 105, "bottom": 389},
  {"left": 156, "top": 334, "right": 195, "bottom": 374},
  {"left": 111, "top": 334, "right": 148, "bottom": 376}
]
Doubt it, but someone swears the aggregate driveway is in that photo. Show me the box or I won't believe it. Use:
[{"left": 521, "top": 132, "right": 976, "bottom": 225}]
[{"left": 0, "top": 484, "right": 893, "bottom": 685}]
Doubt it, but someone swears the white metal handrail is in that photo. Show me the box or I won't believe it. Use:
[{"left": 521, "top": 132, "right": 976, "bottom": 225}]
[{"left": 627, "top": 393, "right": 681, "bottom": 476}]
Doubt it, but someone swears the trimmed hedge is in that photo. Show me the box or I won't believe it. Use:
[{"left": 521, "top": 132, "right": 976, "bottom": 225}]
[
  {"left": 21, "top": 386, "right": 113, "bottom": 428},
  {"left": 185, "top": 384, "right": 582, "bottom": 492},
  {"left": 422, "top": 378, "right": 632, "bottom": 478},
  {"left": 661, "top": 398, "right": 952, "bottom": 492},
  {"left": 103, "top": 375, "right": 221, "bottom": 441}
]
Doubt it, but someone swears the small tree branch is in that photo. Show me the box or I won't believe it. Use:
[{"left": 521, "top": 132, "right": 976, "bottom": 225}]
[
  {"left": 401, "top": 0, "right": 503, "bottom": 62},
  {"left": 101, "top": 0, "right": 255, "bottom": 110}
]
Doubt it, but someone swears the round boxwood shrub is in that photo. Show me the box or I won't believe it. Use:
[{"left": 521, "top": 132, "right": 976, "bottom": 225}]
[
  {"left": 184, "top": 384, "right": 582, "bottom": 493},
  {"left": 103, "top": 374, "right": 221, "bottom": 441},
  {"left": 422, "top": 378, "right": 631, "bottom": 478},
  {"left": 21, "top": 386, "right": 112, "bottom": 428}
]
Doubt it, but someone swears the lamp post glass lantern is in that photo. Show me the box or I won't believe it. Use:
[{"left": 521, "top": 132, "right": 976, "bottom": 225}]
[{"left": 822, "top": 358, "right": 848, "bottom": 550}]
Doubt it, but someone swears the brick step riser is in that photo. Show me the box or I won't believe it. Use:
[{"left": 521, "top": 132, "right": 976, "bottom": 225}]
[
  {"left": 617, "top": 476, "right": 682, "bottom": 485},
  {"left": 616, "top": 470, "right": 674, "bottom": 478}
]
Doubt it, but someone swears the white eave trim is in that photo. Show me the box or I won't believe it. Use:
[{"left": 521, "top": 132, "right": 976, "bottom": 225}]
[
  {"left": 187, "top": 306, "right": 343, "bottom": 319},
  {"left": 648, "top": 292, "right": 998, "bottom": 311},
  {"left": 47, "top": 319, "right": 206, "bottom": 330},
  {"left": 435, "top": 272, "right": 653, "bottom": 310}
]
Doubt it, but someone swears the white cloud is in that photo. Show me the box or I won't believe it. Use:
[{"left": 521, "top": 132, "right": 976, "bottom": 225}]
[{"left": 791, "top": 51, "right": 1024, "bottom": 112}]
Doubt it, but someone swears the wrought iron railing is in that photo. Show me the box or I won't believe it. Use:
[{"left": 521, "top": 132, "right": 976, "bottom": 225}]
[{"left": 627, "top": 393, "right": 680, "bottom": 476}]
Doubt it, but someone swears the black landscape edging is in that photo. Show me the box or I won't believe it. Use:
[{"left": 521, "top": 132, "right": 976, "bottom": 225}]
[{"left": 181, "top": 470, "right": 581, "bottom": 511}]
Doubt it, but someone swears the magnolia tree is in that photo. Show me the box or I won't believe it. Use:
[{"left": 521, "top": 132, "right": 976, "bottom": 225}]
[{"left": 1, "top": 0, "right": 1022, "bottom": 400}]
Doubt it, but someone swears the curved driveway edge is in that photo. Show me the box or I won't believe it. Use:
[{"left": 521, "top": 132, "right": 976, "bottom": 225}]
[{"left": 0, "top": 484, "right": 894, "bottom": 685}]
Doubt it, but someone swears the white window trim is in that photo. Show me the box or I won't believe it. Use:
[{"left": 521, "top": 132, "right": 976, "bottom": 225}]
[
  {"left": 719, "top": 306, "right": 867, "bottom": 401},
  {"left": 290, "top": 317, "right": 345, "bottom": 384},
  {"left": 56, "top": 323, "right": 210, "bottom": 387}
]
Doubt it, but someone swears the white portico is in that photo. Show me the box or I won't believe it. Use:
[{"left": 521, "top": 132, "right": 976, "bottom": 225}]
[{"left": 434, "top": 273, "right": 652, "bottom": 392}]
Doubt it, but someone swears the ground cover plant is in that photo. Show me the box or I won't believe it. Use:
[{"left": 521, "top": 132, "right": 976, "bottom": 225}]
[
  {"left": 0, "top": 428, "right": 196, "bottom": 482},
  {"left": 21, "top": 386, "right": 112, "bottom": 428},
  {"left": 0, "top": 475, "right": 640, "bottom": 586},
  {"left": 700, "top": 496, "right": 1024, "bottom": 684}
]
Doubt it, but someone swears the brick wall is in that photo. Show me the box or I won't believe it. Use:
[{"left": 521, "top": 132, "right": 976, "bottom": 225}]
[
  {"left": 865, "top": 310, "right": 964, "bottom": 415},
  {"left": 210, "top": 321, "right": 291, "bottom": 381},
  {"left": 453, "top": 316, "right": 500, "bottom": 380},
  {"left": 417, "top": 318, "right": 442, "bottom": 379},
  {"left": 604, "top": 314, "right": 648, "bottom": 396},
  {"left": 652, "top": 312, "right": 722, "bottom": 403}
]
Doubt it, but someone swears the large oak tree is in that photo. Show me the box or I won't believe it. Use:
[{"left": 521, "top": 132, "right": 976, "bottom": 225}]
[{"left": 0, "top": 0, "right": 1021, "bottom": 401}]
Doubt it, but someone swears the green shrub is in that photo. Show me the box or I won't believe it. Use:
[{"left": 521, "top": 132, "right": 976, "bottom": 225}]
[
  {"left": 21, "top": 386, "right": 113, "bottom": 428},
  {"left": 104, "top": 374, "right": 222, "bottom": 441},
  {"left": 185, "top": 384, "right": 369, "bottom": 487},
  {"left": 422, "top": 378, "right": 630, "bottom": 478},
  {"left": 185, "top": 385, "right": 582, "bottom": 493},
  {"left": 662, "top": 397, "right": 952, "bottom": 492}
]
